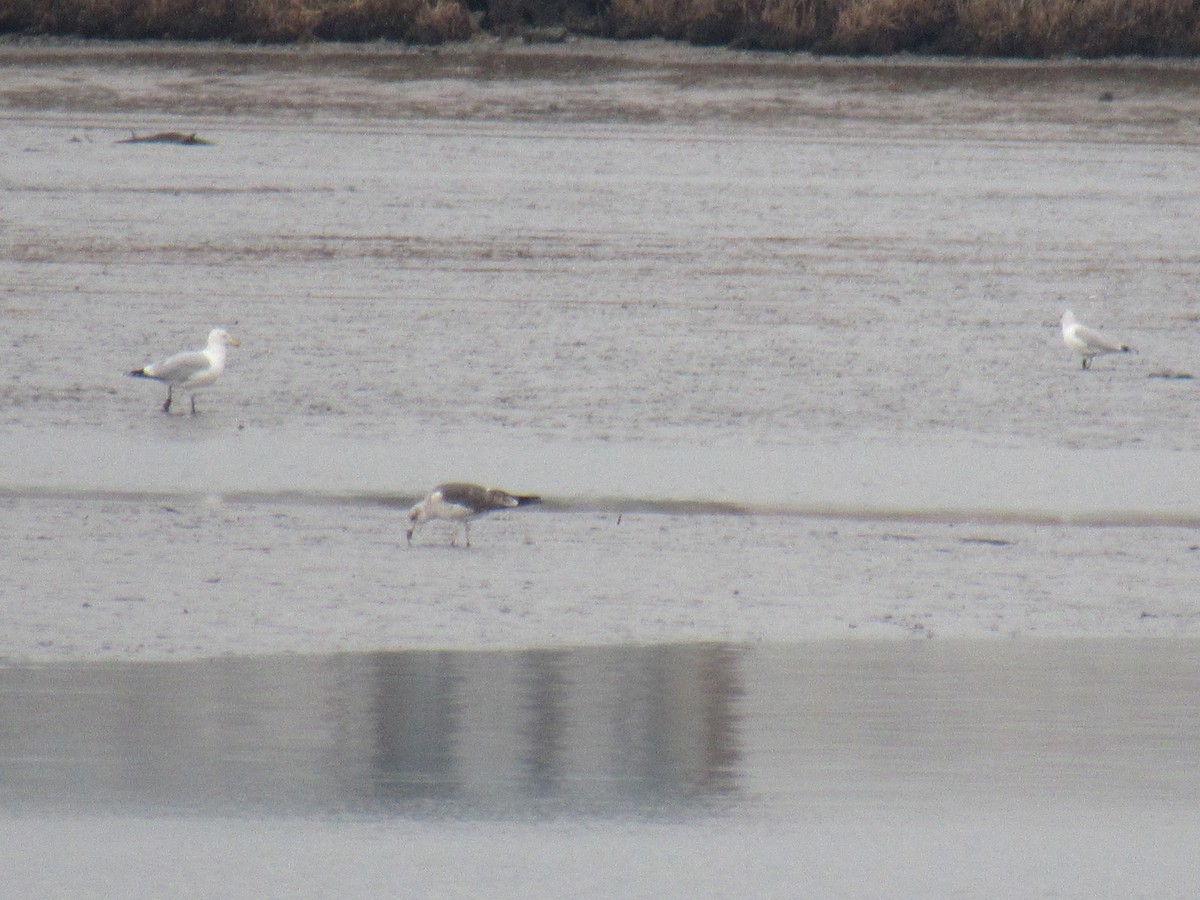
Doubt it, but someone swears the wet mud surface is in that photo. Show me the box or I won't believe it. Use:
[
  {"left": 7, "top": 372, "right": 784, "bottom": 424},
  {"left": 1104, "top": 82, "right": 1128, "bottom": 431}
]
[
  {"left": 3, "top": 39, "right": 1200, "bottom": 898},
  {"left": 3, "top": 40, "right": 1200, "bottom": 660}
]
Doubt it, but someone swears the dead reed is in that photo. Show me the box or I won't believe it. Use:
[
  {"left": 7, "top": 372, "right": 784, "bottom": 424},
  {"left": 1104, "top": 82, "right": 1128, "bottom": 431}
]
[
  {"left": 1, "top": 0, "right": 1198, "bottom": 54},
  {"left": 608, "top": 0, "right": 1200, "bottom": 53},
  {"left": 0, "top": 0, "right": 474, "bottom": 43}
]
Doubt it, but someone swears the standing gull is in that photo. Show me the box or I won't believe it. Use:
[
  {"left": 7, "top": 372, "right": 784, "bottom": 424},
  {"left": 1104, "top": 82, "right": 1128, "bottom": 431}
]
[
  {"left": 129, "top": 328, "right": 239, "bottom": 413},
  {"left": 1060, "top": 310, "right": 1131, "bottom": 370},
  {"left": 406, "top": 482, "right": 542, "bottom": 547}
]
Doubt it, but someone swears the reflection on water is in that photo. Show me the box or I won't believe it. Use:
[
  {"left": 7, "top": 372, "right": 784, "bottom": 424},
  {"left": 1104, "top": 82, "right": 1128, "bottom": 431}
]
[
  {"left": 2, "top": 640, "right": 1200, "bottom": 820},
  {"left": 360, "top": 645, "right": 740, "bottom": 818},
  {"left": 0, "top": 644, "right": 740, "bottom": 819}
]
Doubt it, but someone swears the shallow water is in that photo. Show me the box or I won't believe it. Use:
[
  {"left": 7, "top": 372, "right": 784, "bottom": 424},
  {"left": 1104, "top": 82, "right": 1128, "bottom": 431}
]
[
  {"left": 6, "top": 640, "right": 1199, "bottom": 818},
  {"left": 4, "top": 641, "right": 1200, "bottom": 897}
]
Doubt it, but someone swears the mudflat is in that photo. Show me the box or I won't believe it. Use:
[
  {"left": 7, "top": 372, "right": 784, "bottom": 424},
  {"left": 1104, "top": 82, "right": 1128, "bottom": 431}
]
[
  {"left": 3, "top": 38, "right": 1199, "bottom": 659},
  {"left": 3, "top": 38, "right": 1200, "bottom": 898}
]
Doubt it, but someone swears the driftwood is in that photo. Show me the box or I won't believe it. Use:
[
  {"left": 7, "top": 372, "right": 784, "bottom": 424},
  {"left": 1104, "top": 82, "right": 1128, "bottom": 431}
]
[
  {"left": 117, "top": 131, "right": 213, "bottom": 145},
  {"left": 1148, "top": 370, "right": 1195, "bottom": 380}
]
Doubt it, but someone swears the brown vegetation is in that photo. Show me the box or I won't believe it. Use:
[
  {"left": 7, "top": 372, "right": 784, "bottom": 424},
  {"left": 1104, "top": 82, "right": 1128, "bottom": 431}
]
[
  {"left": 0, "top": 0, "right": 1198, "bottom": 54},
  {"left": 0, "top": 0, "right": 474, "bottom": 44},
  {"left": 607, "top": 0, "right": 1200, "bottom": 54}
]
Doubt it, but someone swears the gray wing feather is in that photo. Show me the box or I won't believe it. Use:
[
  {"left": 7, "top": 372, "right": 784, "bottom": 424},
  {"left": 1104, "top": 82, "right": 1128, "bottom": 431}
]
[
  {"left": 146, "top": 349, "right": 210, "bottom": 382},
  {"left": 437, "top": 483, "right": 523, "bottom": 512},
  {"left": 1075, "top": 323, "right": 1125, "bottom": 352},
  {"left": 437, "top": 483, "right": 494, "bottom": 511}
]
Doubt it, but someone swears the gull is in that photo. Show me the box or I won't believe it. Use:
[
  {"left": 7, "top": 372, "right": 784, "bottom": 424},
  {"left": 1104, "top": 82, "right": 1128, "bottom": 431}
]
[
  {"left": 406, "top": 482, "right": 542, "bottom": 547},
  {"left": 1060, "top": 310, "right": 1131, "bottom": 370},
  {"left": 129, "top": 328, "right": 240, "bottom": 413}
]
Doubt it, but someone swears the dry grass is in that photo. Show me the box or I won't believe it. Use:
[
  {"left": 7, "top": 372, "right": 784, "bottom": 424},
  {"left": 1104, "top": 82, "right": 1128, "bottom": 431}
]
[
  {"left": 0, "top": 0, "right": 475, "bottom": 43},
  {"left": 1, "top": 0, "right": 1198, "bottom": 53},
  {"left": 955, "top": 0, "right": 1200, "bottom": 56},
  {"left": 608, "top": 0, "right": 1200, "bottom": 53},
  {"left": 826, "top": 0, "right": 955, "bottom": 53}
]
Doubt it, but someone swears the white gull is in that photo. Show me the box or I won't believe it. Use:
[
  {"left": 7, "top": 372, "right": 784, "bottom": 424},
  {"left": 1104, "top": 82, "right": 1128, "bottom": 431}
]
[
  {"left": 1060, "top": 310, "right": 1131, "bottom": 370},
  {"left": 129, "top": 328, "right": 239, "bottom": 414}
]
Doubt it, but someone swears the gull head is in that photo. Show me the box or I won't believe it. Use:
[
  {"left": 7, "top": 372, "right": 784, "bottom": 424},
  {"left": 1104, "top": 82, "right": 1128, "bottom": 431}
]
[
  {"left": 406, "top": 503, "right": 424, "bottom": 543},
  {"left": 209, "top": 328, "right": 240, "bottom": 349}
]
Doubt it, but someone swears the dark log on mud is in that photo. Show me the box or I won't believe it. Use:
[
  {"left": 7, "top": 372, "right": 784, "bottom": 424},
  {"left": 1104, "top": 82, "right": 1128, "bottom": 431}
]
[
  {"left": 1148, "top": 371, "right": 1195, "bottom": 380},
  {"left": 116, "top": 131, "right": 213, "bottom": 145}
]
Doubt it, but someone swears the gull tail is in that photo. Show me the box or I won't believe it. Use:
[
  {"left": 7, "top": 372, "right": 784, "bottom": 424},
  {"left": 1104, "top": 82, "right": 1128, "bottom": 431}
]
[{"left": 513, "top": 495, "right": 542, "bottom": 507}]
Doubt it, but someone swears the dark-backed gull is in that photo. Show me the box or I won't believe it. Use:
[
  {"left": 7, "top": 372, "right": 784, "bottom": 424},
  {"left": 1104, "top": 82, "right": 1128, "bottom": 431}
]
[{"left": 406, "top": 482, "right": 541, "bottom": 547}]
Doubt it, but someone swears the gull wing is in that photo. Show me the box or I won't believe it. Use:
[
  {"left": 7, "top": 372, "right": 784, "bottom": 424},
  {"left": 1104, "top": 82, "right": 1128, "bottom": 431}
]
[
  {"left": 437, "top": 483, "right": 522, "bottom": 512},
  {"left": 436, "top": 483, "right": 494, "bottom": 511},
  {"left": 145, "top": 348, "right": 211, "bottom": 383},
  {"left": 1073, "top": 322, "right": 1125, "bottom": 353}
]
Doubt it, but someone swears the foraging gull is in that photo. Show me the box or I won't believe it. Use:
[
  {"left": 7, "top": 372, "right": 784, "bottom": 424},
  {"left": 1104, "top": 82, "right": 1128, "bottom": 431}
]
[
  {"left": 129, "top": 328, "right": 239, "bottom": 413},
  {"left": 406, "top": 482, "right": 542, "bottom": 547},
  {"left": 1060, "top": 310, "right": 1131, "bottom": 370}
]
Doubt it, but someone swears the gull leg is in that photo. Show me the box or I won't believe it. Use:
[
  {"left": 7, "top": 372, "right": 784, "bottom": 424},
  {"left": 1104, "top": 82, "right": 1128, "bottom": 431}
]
[
  {"left": 464, "top": 520, "right": 471, "bottom": 548},
  {"left": 163, "top": 385, "right": 173, "bottom": 413},
  {"left": 190, "top": 394, "right": 197, "bottom": 415},
  {"left": 1082, "top": 358, "right": 1090, "bottom": 370}
]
